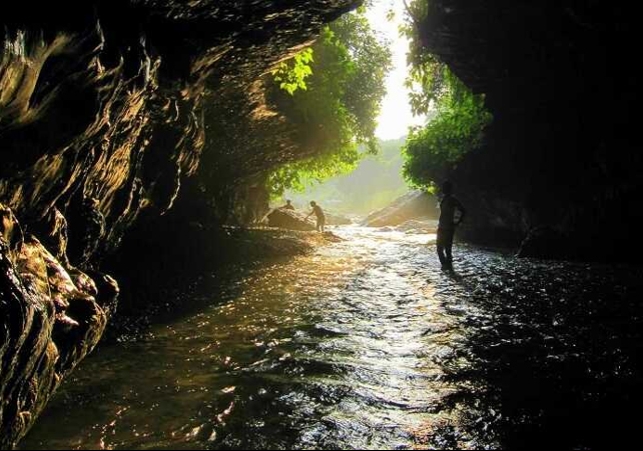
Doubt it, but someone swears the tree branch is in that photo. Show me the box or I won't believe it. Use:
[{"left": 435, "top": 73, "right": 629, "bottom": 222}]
[{"left": 402, "top": 0, "right": 420, "bottom": 29}]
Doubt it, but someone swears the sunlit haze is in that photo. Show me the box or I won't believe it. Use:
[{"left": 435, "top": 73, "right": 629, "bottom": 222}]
[{"left": 367, "top": 0, "right": 427, "bottom": 140}]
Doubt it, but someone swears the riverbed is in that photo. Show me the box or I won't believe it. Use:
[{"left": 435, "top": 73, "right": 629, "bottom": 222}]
[{"left": 20, "top": 227, "right": 643, "bottom": 450}]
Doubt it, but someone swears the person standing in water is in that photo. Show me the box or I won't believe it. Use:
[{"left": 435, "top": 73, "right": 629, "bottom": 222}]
[
  {"left": 437, "top": 181, "right": 466, "bottom": 270},
  {"left": 306, "top": 201, "right": 326, "bottom": 233}
]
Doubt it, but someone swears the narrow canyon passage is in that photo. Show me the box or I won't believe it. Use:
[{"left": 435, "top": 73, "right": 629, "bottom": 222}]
[{"left": 21, "top": 227, "right": 643, "bottom": 450}]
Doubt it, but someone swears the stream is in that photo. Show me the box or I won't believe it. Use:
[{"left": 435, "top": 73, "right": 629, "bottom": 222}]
[{"left": 21, "top": 227, "right": 643, "bottom": 450}]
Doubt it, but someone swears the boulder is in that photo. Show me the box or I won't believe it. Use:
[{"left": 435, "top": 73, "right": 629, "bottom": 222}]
[
  {"left": 362, "top": 191, "right": 439, "bottom": 227},
  {"left": 266, "top": 209, "right": 317, "bottom": 231}
]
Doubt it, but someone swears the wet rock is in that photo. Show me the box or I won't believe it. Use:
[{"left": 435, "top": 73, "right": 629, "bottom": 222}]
[
  {"left": 69, "top": 269, "right": 99, "bottom": 298},
  {"left": 362, "top": 191, "right": 439, "bottom": 227},
  {"left": 0, "top": 205, "right": 23, "bottom": 256},
  {"left": 1, "top": 1, "right": 363, "bottom": 446},
  {"left": 0, "top": 205, "right": 115, "bottom": 449},
  {"left": 83, "top": 270, "right": 120, "bottom": 317},
  {"left": 66, "top": 197, "right": 106, "bottom": 267},
  {"left": 266, "top": 209, "right": 317, "bottom": 232},
  {"left": 29, "top": 208, "right": 70, "bottom": 267}
]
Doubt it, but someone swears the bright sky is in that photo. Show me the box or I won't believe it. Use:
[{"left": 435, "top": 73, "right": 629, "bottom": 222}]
[{"left": 366, "top": 0, "right": 427, "bottom": 140}]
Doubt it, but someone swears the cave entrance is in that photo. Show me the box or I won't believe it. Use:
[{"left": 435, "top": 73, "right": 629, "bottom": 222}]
[{"left": 269, "top": 0, "right": 428, "bottom": 223}]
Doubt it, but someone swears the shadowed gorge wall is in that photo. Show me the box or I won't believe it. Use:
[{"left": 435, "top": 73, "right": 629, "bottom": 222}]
[
  {"left": 4, "top": 0, "right": 639, "bottom": 447},
  {"left": 415, "top": 0, "right": 641, "bottom": 260},
  {"left": 1, "top": 1, "right": 361, "bottom": 447}
]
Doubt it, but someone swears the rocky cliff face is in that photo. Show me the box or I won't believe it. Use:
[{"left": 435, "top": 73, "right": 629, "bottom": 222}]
[
  {"left": 1, "top": 1, "right": 360, "bottom": 447},
  {"left": 1, "top": 204, "right": 117, "bottom": 447},
  {"left": 418, "top": 0, "right": 642, "bottom": 260}
]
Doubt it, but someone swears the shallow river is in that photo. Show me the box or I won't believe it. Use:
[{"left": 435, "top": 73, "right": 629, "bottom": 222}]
[{"left": 21, "top": 227, "right": 643, "bottom": 450}]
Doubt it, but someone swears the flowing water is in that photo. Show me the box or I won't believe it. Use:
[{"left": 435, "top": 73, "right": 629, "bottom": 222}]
[{"left": 21, "top": 227, "right": 643, "bottom": 450}]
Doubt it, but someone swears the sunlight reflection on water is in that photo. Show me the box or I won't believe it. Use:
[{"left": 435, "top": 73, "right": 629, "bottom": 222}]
[{"left": 20, "top": 226, "right": 643, "bottom": 450}]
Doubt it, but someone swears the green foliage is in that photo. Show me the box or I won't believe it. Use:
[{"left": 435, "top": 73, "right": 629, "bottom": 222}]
[
  {"left": 272, "top": 48, "right": 314, "bottom": 95},
  {"left": 400, "top": 0, "right": 493, "bottom": 188},
  {"left": 283, "top": 138, "right": 410, "bottom": 215},
  {"left": 268, "top": 10, "right": 392, "bottom": 196},
  {"left": 268, "top": 141, "right": 361, "bottom": 196},
  {"left": 403, "top": 81, "right": 492, "bottom": 188}
]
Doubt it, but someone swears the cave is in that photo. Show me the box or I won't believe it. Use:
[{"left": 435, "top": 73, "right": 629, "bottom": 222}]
[{"left": 2, "top": 1, "right": 642, "bottom": 449}]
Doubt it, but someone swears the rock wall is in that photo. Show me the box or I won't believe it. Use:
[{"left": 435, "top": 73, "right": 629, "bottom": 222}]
[
  {"left": 1, "top": 1, "right": 361, "bottom": 447},
  {"left": 417, "top": 0, "right": 642, "bottom": 260},
  {"left": 1, "top": 203, "right": 118, "bottom": 448}
]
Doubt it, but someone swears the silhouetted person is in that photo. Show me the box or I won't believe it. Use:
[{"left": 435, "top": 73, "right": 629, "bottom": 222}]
[
  {"left": 280, "top": 200, "right": 295, "bottom": 211},
  {"left": 437, "top": 181, "right": 466, "bottom": 270},
  {"left": 306, "top": 201, "right": 326, "bottom": 232}
]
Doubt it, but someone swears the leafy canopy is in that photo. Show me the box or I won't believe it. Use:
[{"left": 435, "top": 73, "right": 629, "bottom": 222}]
[
  {"left": 272, "top": 48, "right": 315, "bottom": 95},
  {"left": 267, "top": 10, "right": 392, "bottom": 196},
  {"left": 400, "top": 0, "right": 493, "bottom": 190}
]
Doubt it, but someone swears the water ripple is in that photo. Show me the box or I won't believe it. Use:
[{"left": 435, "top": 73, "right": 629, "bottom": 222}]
[{"left": 20, "top": 227, "right": 643, "bottom": 450}]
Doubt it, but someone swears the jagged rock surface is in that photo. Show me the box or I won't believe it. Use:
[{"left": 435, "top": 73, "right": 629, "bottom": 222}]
[
  {"left": 1, "top": 1, "right": 361, "bottom": 447},
  {"left": 418, "top": 0, "right": 642, "bottom": 259},
  {"left": 1, "top": 204, "right": 118, "bottom": 448}
]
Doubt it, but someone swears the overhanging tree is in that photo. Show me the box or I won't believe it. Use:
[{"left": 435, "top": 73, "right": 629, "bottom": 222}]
[
  {"left": 267, "top": 9, "right": 392, "bottom": 196},
  {"left": 400, "top": 0, "right": 492, "bottom": 191}
]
